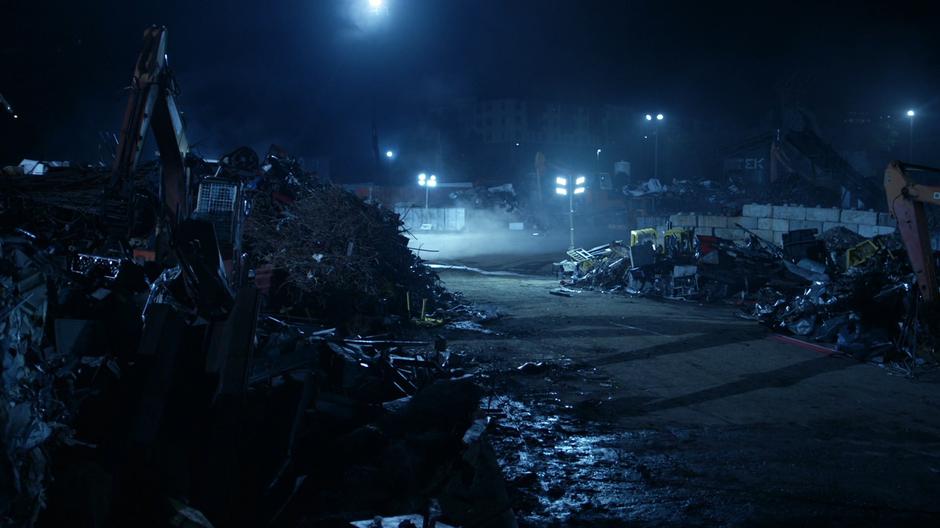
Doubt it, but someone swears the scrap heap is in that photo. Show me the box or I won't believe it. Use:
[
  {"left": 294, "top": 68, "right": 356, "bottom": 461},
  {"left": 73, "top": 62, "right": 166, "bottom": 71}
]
[
  {"left": 0, "top": 149, "right": 511, "bottom": 526},
  {"left": 0, "top": 149, "right": 514, "bottom": 528},
  {"left": 0, "top": 26, "right": 507, "bottom": 526},
  {"left": 559, "top": 227, "right": 784, "bottom": 300},
  {"left": 243, "top": 147, "right": 454, "bottom": 332},
  {"left": 558, "top": 223, "right": 935, "bottom": 371},
  {"left": 750, "top": 230, "right": 923, "bottom": 366}
]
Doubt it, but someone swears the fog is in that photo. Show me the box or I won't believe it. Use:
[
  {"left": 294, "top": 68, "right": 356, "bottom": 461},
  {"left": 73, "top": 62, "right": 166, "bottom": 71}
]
[{"left": 404, "top": 207, "right": 616, "bottom": 264}]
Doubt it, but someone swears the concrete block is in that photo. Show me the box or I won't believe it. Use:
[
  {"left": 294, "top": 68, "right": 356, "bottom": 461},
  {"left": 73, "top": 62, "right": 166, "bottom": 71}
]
[
  {"left": 742, "top": 203, "right": 772, "bottom": 218},
  {"left": 700, "top": 215, "right": 729, "bottom": 228},
  {"left": 772, "top": 205, "right": 806, "bottom": 220},
  {"left": 789, "top": 220, "right": 823, "bottom": 232},
  {"left": 695, "top": 227, "right": 714, "bottom": 236},
  {"left": 840, "top": 209, "right": 878, "bottom": 225},
  {"left": 636, "top": 216, "right": 667, "bottom": 229},
  {"left": 805, "top": 207, "right": 840, "bottom": 222},
  {"left": 732, "top": 216, "right": 758, "bottom": 229},
  {"left": 823, "top": 222, "right": 859, "bottom": 233},
  {"left": 753, "top": 229, "right": 774, "bottom": 242},
  {"left": 758, "top": 218, "right": 789, "bottom": 231},
  {"left": 669, "top": 214, "right": 697, "bottom": 227},
  {"left": 877, "top": 213, "right": 896, "bottom": 227},
  {"left": 713, "top": 227, "right": 737, "bottom": 239},
  {"left": 873, "top": 225, "right": 896, "bottom": 236},
  {"left": 721, "top": 226, "right": 747, "bottom": 241},
  {"left": 772, "top": 231, "right": 785, "bottom": 245},
  {"left": 857, "top": 224, "right": 877, "bottom": 238}
]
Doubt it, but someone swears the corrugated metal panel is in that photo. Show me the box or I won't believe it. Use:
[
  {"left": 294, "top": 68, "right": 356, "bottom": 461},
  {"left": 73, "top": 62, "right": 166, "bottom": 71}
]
[{"left": 394, "top": 207, "right": 466, "bottom": 232}]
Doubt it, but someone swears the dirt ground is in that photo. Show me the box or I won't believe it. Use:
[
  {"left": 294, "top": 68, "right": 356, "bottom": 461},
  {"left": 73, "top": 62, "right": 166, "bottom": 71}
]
[{"left": 434, "top": 265, "right": 940, "bottom": 527}]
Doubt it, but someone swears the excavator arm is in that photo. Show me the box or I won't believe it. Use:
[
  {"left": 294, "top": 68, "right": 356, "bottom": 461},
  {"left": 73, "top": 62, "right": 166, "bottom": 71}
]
[
  {"left": 112, "top": 26, "right": 190, "bottom": 225},
  {"left": 885, "top": 160, "right": 940, "bottom": 302}
]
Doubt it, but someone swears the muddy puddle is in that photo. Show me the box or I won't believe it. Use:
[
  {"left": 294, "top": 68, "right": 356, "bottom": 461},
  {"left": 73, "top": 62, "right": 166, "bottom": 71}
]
[{"left": 481, "top": 359, "right": 735, "bottom": 527}]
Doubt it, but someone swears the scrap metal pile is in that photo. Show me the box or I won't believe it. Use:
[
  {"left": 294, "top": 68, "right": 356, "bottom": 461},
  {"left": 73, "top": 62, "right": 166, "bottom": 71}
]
[
  {"left": 558, "top": 224, "right": 937, "bottom": 371},
  {"left": 242, "top": 147, "right": 455, "bottom": 332},
  {"left": 448, "top": 183, "right": 519, "bottom": 213},
  {"left": 558, "top": 227, "right": 785, "bottom": 301},
  {"left": 0, "top": 155, "right": 510, "bottom": 527},
  {"left": 0, "top": 26, "right": 513, "bottom": 528},
  {"left": 624, "top": 173, "right": 848, "bottom": 217},
  {"left": 747, "top": 231, "right": 924, "bottom": 363},
  {"left": 625, "top": 177, "right": 748, "bottom": 215}
]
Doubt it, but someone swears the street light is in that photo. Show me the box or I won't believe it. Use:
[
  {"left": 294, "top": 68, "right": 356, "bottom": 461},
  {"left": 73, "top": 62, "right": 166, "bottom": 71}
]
[
  {"left": 385, "top": 149, "right": 395, "bottom": 159},
  {"left": 418, "top": 172, "right": 437, "bottom": 209},
  {"left": 555, "top": 175, "right": 586, "bottom": 249},
  {"left": 645, "top": 112, "right": 665, "bottom": 179},
  {"left": 906, "top": 109, "right": 916, "bottom": 161},
  {"left": 362, "top": 0, "right": 388, "bottom": 182}
]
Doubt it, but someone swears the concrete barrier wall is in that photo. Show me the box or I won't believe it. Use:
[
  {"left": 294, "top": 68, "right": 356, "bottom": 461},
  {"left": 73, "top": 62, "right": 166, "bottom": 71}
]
[
  {"left": 395, "top": 207, "right": 466, "bottom": 232},
  {"left": 649, "top": 204, "right": 899, "bottom": 245}
]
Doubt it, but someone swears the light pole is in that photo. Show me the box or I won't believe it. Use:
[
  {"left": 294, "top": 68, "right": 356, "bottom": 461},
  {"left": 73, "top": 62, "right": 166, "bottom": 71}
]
[
  {"left": 418, "top": 172, "right": 437, "bottom": 209},
  {"left": 366, "top": 1, "right": 388, "bottom": 180},
  {"left": 645, "top": 113, "right": 664, "bottom": 179},
  {"left": 555, "top": 175, "right": 586, "bottom": 249},
  {"left": 907, "top": 109, "right": 915, "bottom": 161},
  {"left": 367, "top": 0, "right": 386, "bottom": 15}
]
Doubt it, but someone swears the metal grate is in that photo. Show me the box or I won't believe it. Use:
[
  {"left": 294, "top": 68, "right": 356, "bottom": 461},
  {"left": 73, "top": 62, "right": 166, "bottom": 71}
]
[
  {"left": 566, "top": 248, "right": 593, "bottom": 262},
  {"left": 195, "top": 182, "right": 237, "bottom": 213}
]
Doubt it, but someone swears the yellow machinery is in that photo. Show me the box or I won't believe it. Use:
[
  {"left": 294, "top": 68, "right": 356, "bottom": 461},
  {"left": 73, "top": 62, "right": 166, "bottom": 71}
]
[
  {"left": 630, "top": 227, "right": 694, "bottom": 255},
  {"left": 663, "top": 228, "right": 695, "bottom": 256},
  {"left": 630, "top": 228, "right": 658, "bottom": 248}
]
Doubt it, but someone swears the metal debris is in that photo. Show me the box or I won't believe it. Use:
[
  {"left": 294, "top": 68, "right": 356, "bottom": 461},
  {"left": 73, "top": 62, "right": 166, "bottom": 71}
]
[{"left": 556, "top": 225, "right": 935, "bottom": 373}]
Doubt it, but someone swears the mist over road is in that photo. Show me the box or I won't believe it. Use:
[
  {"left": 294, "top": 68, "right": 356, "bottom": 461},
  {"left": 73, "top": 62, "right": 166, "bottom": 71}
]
[{"left": 407, "top": 226, "right": 624, "bottom": 264}]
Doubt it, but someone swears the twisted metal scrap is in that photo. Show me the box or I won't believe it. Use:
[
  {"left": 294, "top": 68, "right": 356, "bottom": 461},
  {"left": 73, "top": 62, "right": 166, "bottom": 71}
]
[{"left": 244, "top": 183, "right": 448, "bottom": 321}]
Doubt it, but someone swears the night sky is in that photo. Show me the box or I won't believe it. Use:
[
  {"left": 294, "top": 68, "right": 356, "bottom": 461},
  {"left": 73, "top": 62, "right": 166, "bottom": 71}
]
[{"left": 2, "top": 0, "right": 938, "bottom": 176}]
